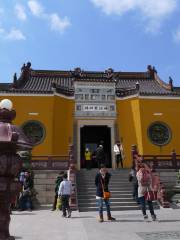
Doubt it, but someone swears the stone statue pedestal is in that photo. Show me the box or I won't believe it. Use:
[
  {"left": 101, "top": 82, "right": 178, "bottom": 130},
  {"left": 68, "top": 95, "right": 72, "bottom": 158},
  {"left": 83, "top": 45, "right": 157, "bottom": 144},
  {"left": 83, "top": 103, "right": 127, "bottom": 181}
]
[{"left": 0, "top": 101, "right": 32, "bottom": 240}]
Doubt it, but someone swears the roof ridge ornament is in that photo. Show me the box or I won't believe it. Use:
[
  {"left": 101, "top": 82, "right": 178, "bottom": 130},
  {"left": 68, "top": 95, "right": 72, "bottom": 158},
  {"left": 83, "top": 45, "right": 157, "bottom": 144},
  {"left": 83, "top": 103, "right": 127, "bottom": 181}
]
[
  {"left": 147, "top": 65, "right": 157, "bottom": 79},
  {"left": 136, "top": 81, "right": 140, "bottom": 91},
  {"left": 71, "top": 67, "right": 83, "bottom": 79},
  {"left": 169, "top": 76, "right": 174, "bottom": 91},
  {"left": 104, "top": 68, "right": 114, "bottom": 80}
]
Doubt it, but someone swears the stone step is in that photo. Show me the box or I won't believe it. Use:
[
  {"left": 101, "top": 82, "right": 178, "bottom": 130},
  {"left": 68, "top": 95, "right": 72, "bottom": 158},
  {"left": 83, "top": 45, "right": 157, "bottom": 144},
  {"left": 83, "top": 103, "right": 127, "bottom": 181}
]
[
  {"left": 78, "top": 202, "right": 138, "bottom": 208},
  {"left": 77, "top": 193, "right": 132, "bottom": 199},
  {"left": 78, "top": 198, "right": 135, "bottom": 203},
  {"left": 34, "top": 178, "right": 56, "bottom": 185},
  {"left": 78, "top": 186, "right": 132, "bottom": 192},
  {"left": 79, "top": 205, "right": 140, "bottom": 212},
  {"left": 77, "top": 188, "right": 132, "bottom": 193},
  {"left": 77, "top": 193, "right": 132, "bottom": 198}
]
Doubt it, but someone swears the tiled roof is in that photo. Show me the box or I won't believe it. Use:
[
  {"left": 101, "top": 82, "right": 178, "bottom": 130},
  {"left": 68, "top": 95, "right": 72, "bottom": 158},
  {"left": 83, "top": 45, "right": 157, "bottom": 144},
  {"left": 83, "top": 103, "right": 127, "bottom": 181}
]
[{"left": 0, "top": 63, "right": 179, "bottom": 97}]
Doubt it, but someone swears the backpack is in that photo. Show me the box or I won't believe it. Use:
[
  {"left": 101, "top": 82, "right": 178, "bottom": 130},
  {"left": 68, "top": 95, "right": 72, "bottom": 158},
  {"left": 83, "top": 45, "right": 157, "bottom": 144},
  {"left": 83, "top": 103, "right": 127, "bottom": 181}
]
[{"left": 140, "top": 169, "right": 151, "bottom": 186}]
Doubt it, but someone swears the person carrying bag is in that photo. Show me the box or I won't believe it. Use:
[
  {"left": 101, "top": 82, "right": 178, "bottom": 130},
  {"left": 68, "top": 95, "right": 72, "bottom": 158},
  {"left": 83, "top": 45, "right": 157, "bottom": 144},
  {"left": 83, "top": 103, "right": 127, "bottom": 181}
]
[
  {"left": 136, "top": 163, "right": 157, "bottom": 221},
  {"left": 95, "top": 164, "right": 115, "bottom": 222}
]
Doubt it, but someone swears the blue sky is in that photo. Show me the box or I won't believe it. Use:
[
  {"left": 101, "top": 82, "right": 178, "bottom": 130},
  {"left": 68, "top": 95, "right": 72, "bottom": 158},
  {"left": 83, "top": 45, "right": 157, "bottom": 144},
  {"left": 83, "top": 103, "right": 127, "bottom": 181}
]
[{"left": 0, "top": 0, "right": 180, "bottom": 86}]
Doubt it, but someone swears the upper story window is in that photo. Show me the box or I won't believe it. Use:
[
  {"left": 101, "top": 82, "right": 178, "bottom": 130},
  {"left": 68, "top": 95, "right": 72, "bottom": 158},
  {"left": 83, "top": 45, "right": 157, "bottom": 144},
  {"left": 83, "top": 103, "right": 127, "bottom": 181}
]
[
  {"left": 91, "top": 89, "right": 100, "bottom": 93},
  {"left": 107, "top": 95, "right": 115, "bottom": 100},
  {"left": 102, "top": 95, "right": 106, "bottom": 100},
  {"left": 75, "top": 94, "right": 83, "bottom": 100},
  {"left": 85, "top": 94, "right": 89, "bottom": 100},
  {"left": 91, "top": 94, "right": 99, "bottom": 100}
]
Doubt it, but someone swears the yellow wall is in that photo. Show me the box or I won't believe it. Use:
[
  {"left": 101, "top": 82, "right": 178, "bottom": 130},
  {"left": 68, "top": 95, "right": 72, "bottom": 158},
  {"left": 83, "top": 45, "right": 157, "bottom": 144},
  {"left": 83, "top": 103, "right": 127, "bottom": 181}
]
[
  {"left": 0, "top": 95, "right": 54, "bottom": 155},
  {"left": 1, "top": 94, "right": 180, "bottom": 168},
  {"left": 52, "top": 96, "right": 74, "bottom": 155},
  {"left": 116, "top": 97, "right": 142, "bottom": 167},
  {"left": 116, "top": 97, "right": 180, "bottom": 167},
  {"left": 0, "top": 95, "right": 74, "bottom": 157},
  {"left": 139, "top": 98, "right": 180, "bottom": 155}
]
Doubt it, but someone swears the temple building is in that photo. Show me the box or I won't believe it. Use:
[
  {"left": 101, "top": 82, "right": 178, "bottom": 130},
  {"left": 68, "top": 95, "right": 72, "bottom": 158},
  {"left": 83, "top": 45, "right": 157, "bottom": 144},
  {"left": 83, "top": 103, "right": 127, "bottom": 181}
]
[{"left": 1, "top": 62, "right": 180, "bottom": 169}]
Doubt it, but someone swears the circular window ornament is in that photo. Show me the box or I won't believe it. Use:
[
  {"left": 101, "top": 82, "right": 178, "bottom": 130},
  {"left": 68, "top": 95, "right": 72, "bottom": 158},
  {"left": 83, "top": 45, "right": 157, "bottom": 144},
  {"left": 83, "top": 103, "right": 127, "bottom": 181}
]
[
  {"left": 148, "top": 122, "right": 171, "bottom": 146},
  {"left": 21, "top": 120, "right": 46, "bottom": 145}
]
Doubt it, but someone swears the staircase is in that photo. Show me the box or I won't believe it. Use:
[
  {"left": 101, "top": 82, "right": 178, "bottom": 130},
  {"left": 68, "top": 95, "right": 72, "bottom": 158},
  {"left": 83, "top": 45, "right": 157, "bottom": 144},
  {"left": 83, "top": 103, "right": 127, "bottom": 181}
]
[{"left": 77, "top": 169, "right": 140, "bottom": 212}]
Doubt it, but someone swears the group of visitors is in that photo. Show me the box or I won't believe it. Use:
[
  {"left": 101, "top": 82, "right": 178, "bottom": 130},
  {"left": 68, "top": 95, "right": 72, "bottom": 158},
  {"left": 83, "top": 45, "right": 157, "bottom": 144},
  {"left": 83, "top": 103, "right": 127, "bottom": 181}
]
[
  {"left": 96, "top": 163, "right": 157, "bottom": 222},
  {"left": 51, "top": 162, "right": 157, "bottom": 222},
  {"left": 84, "top": 140, "right": 124, "bottom": 170}
]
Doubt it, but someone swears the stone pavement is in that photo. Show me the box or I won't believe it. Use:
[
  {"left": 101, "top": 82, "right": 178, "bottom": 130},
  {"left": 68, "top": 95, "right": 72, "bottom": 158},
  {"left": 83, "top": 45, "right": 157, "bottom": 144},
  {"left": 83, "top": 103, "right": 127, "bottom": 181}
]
[{"left": 10, "top": 207, "right": 180, "bottom": 240}]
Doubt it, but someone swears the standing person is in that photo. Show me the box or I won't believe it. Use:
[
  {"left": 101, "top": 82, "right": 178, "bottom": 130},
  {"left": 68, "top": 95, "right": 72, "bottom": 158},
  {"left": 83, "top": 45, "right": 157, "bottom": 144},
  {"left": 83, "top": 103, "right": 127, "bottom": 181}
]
[
  {"left": 129, "top": 165, "right": 140, "bottom": 204},
  {"left": 95, "top": 164, "right": 116, "bottom": 222},
  {"left": 95, "top": 145, "right": 105, "bottom": 169},
  {"left": 19, "top": 171, "right": 34, "bottom": 211},
  {"left": 51, "top": 171, "right": 64, "bottom": 211},
  {"left": 85, "top": 148, "right": 92, "bottom": 170},
  {"left": 58, "top": 173, "right": 72, "bottom": 218},
  {"left": 136, "top": 163, "right": 157, "bottom": 221},
  {"left": 113, "top": 141, "right": 122, "bottom": 168},
  {"left": 114, "top": 141, "right": 124, "bottom": 168}
]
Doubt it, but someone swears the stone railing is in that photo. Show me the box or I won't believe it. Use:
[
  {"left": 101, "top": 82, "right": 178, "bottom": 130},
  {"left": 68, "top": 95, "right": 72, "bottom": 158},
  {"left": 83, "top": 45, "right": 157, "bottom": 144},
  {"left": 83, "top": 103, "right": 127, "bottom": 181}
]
[
  {"left": 31, "top": 155, "right": 69, "bottom": 170},
  {"left": 139, "top": 151, "right": 180, "bottom": 170}
]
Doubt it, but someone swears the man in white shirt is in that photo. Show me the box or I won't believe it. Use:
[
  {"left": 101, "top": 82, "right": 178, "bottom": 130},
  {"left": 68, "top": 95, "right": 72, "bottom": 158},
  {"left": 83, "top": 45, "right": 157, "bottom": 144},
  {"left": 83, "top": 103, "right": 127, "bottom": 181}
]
[
  {"left": 58, "top": 173, "right": 72, "bottom": 218},
  {"left": 113, "top": 141, "right": 123, "bottom": 168}
]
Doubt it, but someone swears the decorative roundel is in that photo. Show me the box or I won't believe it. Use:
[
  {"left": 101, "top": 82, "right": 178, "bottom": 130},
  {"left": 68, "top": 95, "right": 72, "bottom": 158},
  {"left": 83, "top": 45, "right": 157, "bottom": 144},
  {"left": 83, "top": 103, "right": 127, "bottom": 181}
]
[
  {"left": 21, "top": 120, "right": 46, "bottom": 145},
  {"left": 148, "top": 122, "right": 171, "bottom": 146}
]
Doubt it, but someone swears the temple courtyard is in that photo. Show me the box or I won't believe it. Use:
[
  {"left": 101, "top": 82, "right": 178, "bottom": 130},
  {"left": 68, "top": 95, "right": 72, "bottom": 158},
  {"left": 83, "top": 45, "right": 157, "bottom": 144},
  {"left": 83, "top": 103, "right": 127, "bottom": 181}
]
[{"left": 11, "top": 207, "right": 180, "bottom": 240}]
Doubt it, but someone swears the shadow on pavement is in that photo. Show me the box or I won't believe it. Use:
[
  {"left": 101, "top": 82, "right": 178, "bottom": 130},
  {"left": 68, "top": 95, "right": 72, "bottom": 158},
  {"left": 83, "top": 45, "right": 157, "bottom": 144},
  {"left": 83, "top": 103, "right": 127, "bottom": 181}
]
[
  {"left": 71, "top": 216, "right": 94, "bottom": 219},
  {"left": 158, "top": 219, "right": 180, "bottom": 222}
]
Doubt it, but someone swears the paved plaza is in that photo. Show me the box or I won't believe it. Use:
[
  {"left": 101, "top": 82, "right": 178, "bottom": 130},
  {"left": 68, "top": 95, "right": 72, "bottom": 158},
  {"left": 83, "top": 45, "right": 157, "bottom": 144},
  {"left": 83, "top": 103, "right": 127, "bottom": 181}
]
[{"left": 10, "top": 207, "right": 180, "bottom": 240}]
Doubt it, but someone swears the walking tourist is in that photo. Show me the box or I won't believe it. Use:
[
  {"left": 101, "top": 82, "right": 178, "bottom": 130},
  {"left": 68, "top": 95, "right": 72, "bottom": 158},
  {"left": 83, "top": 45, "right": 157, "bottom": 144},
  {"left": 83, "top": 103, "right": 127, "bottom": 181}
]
[
  {"left": 95, "top": 164, "right": 116, "bottom": 222},
  {"left": 51, "top": 171, "right": 64, "bottom": 211},
  {"left": 58, "top": 173, "right": 72, "bottom": 218},
  {"left": 85, "top": 148, "right": 92, "bottom": 170},
  {"left": 136, "top": 163, "right": 157, "bottom": 221},
  {"left": 95, "top": 145, "right": 105, "bottom": 168}
]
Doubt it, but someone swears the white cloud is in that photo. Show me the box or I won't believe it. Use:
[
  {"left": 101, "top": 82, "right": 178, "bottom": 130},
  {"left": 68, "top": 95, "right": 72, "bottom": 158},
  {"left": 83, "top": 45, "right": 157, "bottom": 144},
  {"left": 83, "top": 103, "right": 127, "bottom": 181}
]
[
  {"left": 28, "top": 0, "right": 44, "bottom": 17},
  {"left": 173, "top": 27, "right": 180, "bottom": 42},
  {"left": 15, "top": 4, "right": 27, "bottom": 21},
  {"left": 27, "top": 0, "right": 71, "bottom": 33},
  {"left": 5, "top": 28, "right": 26, "bottom": 40},
  {"left": 50, "top": 13, "right": 71, "bottom": 33},
  {"left": 91, "top": 0, "right": 177, "bottom": 33}
]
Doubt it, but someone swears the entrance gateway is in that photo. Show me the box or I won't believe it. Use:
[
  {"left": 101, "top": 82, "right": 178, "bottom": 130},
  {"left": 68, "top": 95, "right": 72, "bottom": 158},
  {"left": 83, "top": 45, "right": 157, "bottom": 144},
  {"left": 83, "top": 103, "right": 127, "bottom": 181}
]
[
  {"left": 74, "top": 77, "right": 117, "bottom": 169},
  {"left": 81, "top": 125, "right": 112, "bottom": 168}
]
